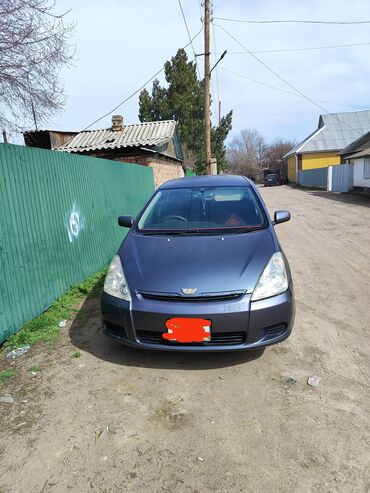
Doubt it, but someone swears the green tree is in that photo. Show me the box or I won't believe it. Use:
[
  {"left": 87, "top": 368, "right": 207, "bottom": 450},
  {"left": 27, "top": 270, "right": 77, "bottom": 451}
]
[
  {"left": 212, "top": 112, "right": 233, "bottom": 172},
  {"left": 138, "top": 49, "right": 232, "bottom": 174}
]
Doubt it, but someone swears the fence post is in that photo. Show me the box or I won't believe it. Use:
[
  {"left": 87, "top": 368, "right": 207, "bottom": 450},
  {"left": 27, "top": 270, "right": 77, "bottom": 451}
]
[{"left": 327, "top": 166, "right": 333, "bottom": 192}]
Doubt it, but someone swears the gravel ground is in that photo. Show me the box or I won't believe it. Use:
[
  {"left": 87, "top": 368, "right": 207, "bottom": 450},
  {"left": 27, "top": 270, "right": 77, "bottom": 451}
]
[{"left": 1, "top": 185, "right": 369, "bottom": 493}]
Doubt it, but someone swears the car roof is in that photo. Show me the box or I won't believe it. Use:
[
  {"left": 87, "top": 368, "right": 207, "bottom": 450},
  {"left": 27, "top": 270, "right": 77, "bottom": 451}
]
[{"left": 160, "top": 175, "right": 252, "bottom": 189}]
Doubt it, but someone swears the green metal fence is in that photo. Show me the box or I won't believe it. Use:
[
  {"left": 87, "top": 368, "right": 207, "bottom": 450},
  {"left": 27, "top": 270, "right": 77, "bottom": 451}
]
[
  {"left": 0, "top": 144, "right": 154, "bottom": 343},
  {"left": 185, "top": 169, "right": 196, "bottom": 176}
]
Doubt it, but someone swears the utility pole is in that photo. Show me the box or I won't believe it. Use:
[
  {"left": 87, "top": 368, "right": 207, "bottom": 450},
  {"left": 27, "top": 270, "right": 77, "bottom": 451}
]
[
  {"left": 31, "top": 100, "right": 38, "bottom": 131},
  {"left": 2, "top": 130, "right": 8, "bottom": 143},
  {"left": 204, "top": 0, "right": 211, "bottom": 174}
]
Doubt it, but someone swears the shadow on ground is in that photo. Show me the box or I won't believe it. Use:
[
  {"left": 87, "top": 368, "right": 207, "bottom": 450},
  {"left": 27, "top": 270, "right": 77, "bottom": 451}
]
[
  {"left": 69, "top": 286, "right": 264, "bottom": 370},
  {"left": 303, "top": 189, "right": 370, "bottom": 208}
]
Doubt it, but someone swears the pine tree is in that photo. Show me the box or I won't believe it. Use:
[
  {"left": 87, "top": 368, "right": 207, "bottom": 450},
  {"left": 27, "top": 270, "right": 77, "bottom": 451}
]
[{"left": 138, "top": 49, "right": 232, "bottom": 174}]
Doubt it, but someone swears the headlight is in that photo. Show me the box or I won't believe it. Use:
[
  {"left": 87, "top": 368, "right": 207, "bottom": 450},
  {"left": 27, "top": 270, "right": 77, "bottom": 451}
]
[
  {"left": 104, "top": 255, "right": 131, "bottom": 301},
  {"left": 251, "top": 252, "right": 288, "bottom": 301}
]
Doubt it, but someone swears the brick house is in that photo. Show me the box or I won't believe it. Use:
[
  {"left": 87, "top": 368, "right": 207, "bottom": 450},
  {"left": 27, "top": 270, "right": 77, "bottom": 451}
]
[{"left": 24, "top": 116, "right": 184, "bottom": 187}]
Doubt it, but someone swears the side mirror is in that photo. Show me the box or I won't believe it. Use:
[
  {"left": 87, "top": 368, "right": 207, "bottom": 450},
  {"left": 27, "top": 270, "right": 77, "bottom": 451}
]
[
  {"left": 273, "top": 210, "right": 291, "bottom": 225},
  {"left": 118, "top": 215, "right": 134, "bottom": 228}
]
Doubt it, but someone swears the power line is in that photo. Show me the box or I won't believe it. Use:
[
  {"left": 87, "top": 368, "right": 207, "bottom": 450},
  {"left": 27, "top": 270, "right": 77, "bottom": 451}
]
[
  {"left": 81, "top": 26, "right": 204, "bottom": 133},
  {"left": 216, "top": 41, "right": 370, "bottom": 55},
  {"left": 83, "top": 67, "right": 165, "bottom": 132},
  {"left": 212, "top": 22, "right": 220, "bottom": 122},
  {"left": 220, "top": 67, "right": 361, "bottom": 110},
  {"left": 198, "top": 0, "right": 203, "bottom": 21},
  {"left": 214, "top": 23, "right": 363, "bottom": 135},
  {"left": 178, "top": 0, "right": 201, "bottom": 78},
  {"left": 214, "top": 24, "right": 333, "bottom": 113},
  {"left": 55, "top": 26, "right": 204, "bottom": 150},
  {"left": 213, "top": 16, "right": 370, "bottom": 25}
]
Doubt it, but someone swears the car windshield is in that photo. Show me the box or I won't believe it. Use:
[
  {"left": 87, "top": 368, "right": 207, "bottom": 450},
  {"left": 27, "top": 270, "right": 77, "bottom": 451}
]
[
  {"left": 137, "top": 186, "right": 267, "bottom": 234},
  {"left": 266, "top": 174, "right": 278, "bottom": 179}
]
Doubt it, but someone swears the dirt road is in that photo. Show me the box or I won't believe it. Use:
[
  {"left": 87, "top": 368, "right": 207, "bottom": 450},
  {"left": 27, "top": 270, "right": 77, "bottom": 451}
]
[{"left": 1, "top": 186, "right": 369, "bottom": 492}]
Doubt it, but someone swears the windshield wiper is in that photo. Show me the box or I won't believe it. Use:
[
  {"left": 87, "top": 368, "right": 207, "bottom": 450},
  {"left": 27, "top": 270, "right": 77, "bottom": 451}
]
[
  {"left": 141, "top": 227, "right": 265, "bottom": 236},
  {"left": 232, "top": 226, "right": 265, "bottom": 234},
  {"left": 141, "top": 230, "right": 191, "bottom": 236},
  {"left": 141, "top": 229, "right": 218, "bottom": 236}
]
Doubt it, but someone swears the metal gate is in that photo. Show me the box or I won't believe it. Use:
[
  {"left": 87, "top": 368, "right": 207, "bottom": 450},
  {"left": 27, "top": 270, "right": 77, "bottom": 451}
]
[
  {"left": 298, "top": 167, "right": 328, "bottom": 188},
  {"left": 328, "top": 164, "right": 354, "bottom": 193}
]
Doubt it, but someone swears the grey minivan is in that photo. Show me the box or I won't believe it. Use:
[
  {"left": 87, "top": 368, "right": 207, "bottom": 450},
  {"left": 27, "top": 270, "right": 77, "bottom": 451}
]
[{"left": 100, "top": 175, "right": 295, "bottom": 351}]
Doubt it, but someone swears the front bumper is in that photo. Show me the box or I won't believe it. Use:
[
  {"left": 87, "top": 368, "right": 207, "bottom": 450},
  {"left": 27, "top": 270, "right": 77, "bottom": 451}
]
[{"left": 100, "top": 286, "right": 295, "bottom": 352}]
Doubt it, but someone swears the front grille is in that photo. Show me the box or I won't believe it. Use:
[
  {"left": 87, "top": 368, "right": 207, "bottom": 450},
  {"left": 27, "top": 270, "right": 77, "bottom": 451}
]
[
  {"left": 104, "top": 321, "right": 126, "bottom": 338},
  {"left": 138, "top": 291, "right": 244, "bottom": 303},
  {"left": 211, "top": 332, "right": 246, "bottom": 344},
  {"left": 136, "top": 330, "right": 246, "bottom": 346},
  {"left": 263, "top": 324, "right": 287, "bottom": 340}
]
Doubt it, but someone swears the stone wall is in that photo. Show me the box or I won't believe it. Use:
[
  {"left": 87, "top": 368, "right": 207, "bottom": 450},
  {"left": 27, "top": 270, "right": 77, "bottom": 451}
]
[
  {"left": 85, "top": 152, "right": 184, "bottom": 188},
  {"left": 146, "top": 159, "right": 184, "bottom": 188},
  {"left": 114, "top": 155, "right": 184, "bottom": 188}
]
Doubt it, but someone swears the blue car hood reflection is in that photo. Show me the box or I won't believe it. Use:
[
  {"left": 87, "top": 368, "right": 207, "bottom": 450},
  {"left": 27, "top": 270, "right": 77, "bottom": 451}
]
[{"left": 120, "top": 229, "right": 277, "bottom": 295}]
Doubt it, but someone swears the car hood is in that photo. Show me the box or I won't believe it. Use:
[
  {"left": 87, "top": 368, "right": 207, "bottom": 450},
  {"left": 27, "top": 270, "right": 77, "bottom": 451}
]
[{"left": 120, "top": 229, "right": 277, "bottom": 296}]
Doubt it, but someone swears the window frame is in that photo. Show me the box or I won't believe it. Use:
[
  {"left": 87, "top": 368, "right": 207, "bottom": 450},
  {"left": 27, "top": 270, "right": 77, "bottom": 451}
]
[
  {"left": 135, "top": 185, "right": 269, "bottom": 234},
  {"left": 363, "top": 158, "right": 370, "bottom": 180}
]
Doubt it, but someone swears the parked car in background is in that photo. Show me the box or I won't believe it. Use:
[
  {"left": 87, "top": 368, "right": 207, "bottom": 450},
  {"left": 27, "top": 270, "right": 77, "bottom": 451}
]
[
  {"left": 101, "top": 175, "right": 295, "bottom": 351},
  {"left": 264, "top": 173, "right": 280, "bottom": 187}
]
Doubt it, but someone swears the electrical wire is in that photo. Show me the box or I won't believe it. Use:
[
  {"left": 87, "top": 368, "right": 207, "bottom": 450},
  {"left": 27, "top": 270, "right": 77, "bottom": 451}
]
[
  {"left": 216, "top": 41, "right": 370, "bottom": 55},
  {"left": 198, "top": 0, "right": 203, "bottom": 22},
  {"left": 80, "top": 25, "right": 204, "bottom": 133},
  {"left": 82, "top": 67, "right": 165, "bottom": 132},
  {"left": 178, "top": 0, "right": 201, "bottom": 78},
  {"left": 212, "top": 22, "right": 221, "bottom": 122},
  {"left": 214, "top": 23, "right": 363, "bottom": 135},
  {"left": 213, "top": 16, "right": 370, "bottom": 25},
  {"left": 220, "top": 67, "right": 361, "bottom": 110}
]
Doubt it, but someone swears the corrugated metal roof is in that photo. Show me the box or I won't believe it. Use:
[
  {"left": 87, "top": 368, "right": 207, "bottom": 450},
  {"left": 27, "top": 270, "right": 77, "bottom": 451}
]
[
  {"left": 340, "top": 129, "right": 370, "bottom": 155},
  {"left": 24, "top": 130, "right": 78, "bottom": 134},
  {"left": 284, "top": 110, "right": 370, "bottom": 158},
  {"left": 57, "top": 120, "right": 177, "bottom": 153},
  {"left": 345, "top": 148, "right": 370, "bottom": 159}
]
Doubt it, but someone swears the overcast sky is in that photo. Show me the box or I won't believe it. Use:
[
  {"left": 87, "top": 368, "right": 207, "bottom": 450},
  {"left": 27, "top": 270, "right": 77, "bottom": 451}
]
[{"left": 47, "top": 0, "right": 370, "bottom": 145}]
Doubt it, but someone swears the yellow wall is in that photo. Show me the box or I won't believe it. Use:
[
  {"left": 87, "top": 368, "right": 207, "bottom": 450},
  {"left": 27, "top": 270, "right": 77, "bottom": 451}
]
[
  {"left": 302, "top": 152, "right": 340, "bottom": 170},
  {"left": 287, "top": 156, "right": 296, "bottom": 182}
]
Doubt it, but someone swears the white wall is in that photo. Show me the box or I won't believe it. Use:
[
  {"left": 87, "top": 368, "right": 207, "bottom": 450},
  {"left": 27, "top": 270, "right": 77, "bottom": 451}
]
[{"left": 352, "top": 157, "right": 370, "bottom": 188}]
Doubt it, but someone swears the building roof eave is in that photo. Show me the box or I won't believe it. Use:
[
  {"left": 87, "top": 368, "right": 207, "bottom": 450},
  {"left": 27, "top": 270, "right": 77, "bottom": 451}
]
[
  {"left": 139, "top": 147, "right": 184, "bottom": 163},
  {"left": 283, "top": 126, "right": 326, "bottom": 158},
  {"left": 344, "top": 149, "right": 370, "bottom": 159}
]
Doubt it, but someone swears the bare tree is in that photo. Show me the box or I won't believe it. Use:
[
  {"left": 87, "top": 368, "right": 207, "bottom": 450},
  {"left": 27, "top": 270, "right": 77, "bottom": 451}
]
[
  {"left": 227, "top": 129, "right": 267, "bottom": 179},
  {"left": 0, "top": 0, "right": 74, "bottom": 133},
  {"left": 263, "top": 138, "right": 296, "bottom": 174}
]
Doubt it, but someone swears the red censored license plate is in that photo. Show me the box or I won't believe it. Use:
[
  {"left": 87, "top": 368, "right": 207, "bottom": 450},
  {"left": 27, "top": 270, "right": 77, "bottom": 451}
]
[{"left": 162, "top": 318, "right": 211, "bottom": 343}]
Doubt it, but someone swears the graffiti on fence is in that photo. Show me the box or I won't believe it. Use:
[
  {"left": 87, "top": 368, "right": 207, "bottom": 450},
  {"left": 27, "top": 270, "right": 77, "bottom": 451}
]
[{"left": 65, "top": 202, "right": 85, "bottom": 243}]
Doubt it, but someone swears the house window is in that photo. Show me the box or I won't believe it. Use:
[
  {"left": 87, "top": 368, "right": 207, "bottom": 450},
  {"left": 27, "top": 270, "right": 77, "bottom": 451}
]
[{"left": 364, "top": 158, "right": 370, "bottom": 179}]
